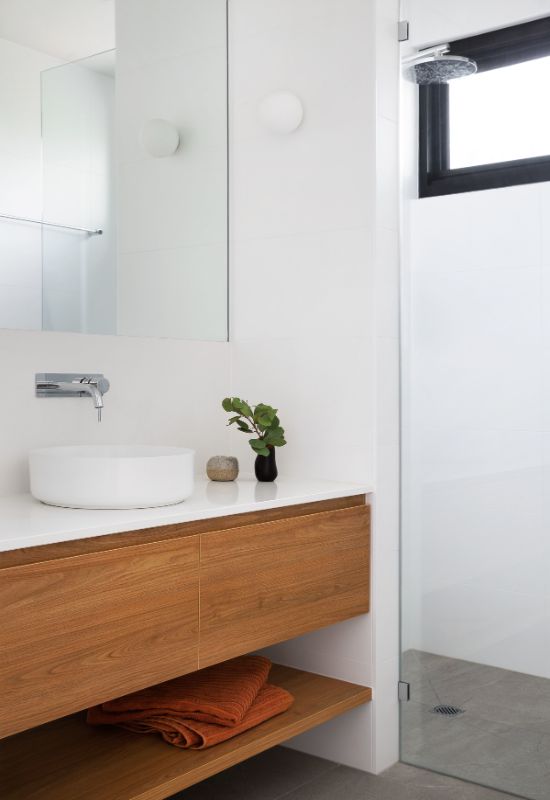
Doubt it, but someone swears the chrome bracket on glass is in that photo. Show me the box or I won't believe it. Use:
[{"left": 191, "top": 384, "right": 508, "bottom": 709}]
[
  {"left": 35, "top": 373, "right": 110, "bottom": 423},
  {"left": 398, "top": 681, "right": 411, "bottom": 702}
]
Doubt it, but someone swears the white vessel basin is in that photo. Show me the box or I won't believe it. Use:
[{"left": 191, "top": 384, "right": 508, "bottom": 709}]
[{"left": 29, "top": 445, "right": 195, "bottom": 509}]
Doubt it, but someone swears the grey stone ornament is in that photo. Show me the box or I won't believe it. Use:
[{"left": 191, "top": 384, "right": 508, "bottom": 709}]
[{"left": 206, "top": 455, "right": 239, "bottom": 482}]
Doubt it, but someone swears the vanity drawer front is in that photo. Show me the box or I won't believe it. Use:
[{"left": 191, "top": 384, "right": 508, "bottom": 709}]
[
  {"left": 0, "top": 537, "right": 199, "bottom": 738},
  {"left": 199, "top": 505, "right": 370, "bottom": 667}
]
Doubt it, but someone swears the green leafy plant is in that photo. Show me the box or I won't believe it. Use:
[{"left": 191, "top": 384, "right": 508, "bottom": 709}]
[{"left": 222, "top": 397, "right": 287, "bottom": 457}]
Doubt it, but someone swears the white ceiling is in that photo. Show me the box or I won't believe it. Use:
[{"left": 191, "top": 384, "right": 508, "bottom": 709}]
[{"left": 0, "top": 0, "right": 115, "bottom": 62}]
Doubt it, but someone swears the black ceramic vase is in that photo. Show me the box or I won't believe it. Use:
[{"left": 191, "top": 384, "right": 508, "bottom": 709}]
[{"left": 254, "top": 447, "right": 278, "bottom": 482}]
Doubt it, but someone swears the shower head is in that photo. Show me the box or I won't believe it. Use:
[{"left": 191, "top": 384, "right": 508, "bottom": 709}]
[{"left": 403, "top": 46, "right": 477, "bottom": 85}]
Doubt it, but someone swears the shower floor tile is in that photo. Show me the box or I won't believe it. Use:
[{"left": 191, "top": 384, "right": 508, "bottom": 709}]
[{"left": 402, "top": 650, "right": 550, "bottom": 800}]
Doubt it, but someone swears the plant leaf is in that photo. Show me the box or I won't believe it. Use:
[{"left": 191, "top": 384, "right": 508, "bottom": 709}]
[
  {"left": 249, "top": 438, "right": 270, "bottom": 457},
  {"left": 237, "top": 421, "right": 252, "bottom": 433},
  {"left": 233, "top": 398, "right": 253, "bottom": 418},
  {"left": 264, "top": 426, "right": 286, "bottom": 447},
  {"left": 254, "top": 403, "right": 277, "bottom": 427},
  {"left": 222, "top": 397, "right": 233, "bottom": 412}
]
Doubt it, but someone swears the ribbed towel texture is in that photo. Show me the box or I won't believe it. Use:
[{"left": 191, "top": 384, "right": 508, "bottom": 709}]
[{"left": 87, "top": 655, "right": 294, "bottom": 750}]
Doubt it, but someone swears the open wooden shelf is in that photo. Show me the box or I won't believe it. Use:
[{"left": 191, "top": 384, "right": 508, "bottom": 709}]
[{"left": 1, "top": 664, "right": 371, "bottom": 800}]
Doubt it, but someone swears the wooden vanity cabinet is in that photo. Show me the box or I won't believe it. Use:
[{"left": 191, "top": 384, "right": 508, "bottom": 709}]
[
  {"left": 200, "top": 505, "right": 370, "bottom": 667},
  {"left": 0, "top": 496, "right": 370, "bottom": 740},
  {"left": 0, "top": 537, "right": 200, "bottom": 738}
]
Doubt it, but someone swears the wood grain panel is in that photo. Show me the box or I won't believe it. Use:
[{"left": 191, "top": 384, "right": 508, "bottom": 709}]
[
  {"left": 0, "top": 664, "right": 372, "bottom": 800},
  {"left": 0, "top": 537, "right": 200, "bottom": 738},
  {"left": 199, "top": 505, "right": 370, "bottom": 667}
]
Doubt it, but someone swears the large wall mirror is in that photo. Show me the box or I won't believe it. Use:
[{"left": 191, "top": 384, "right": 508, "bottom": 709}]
[{"left": 0, "top": 0, "right": 228, "bottom": 340}]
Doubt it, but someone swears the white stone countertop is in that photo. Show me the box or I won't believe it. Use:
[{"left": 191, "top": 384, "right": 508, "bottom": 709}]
[{"left": 0, "top": 478, "right": 372, "bottom": 552}]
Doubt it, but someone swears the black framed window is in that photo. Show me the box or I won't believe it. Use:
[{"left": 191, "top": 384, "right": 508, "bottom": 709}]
[{"left": 419, "top": 17, "right": 550, "bottom": 197}]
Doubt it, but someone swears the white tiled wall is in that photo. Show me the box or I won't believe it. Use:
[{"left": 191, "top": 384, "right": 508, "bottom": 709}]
[
  {"left": 229, "top": 0, "right": 377, "bottom": 484},
  {"left": 0, "top": 329, "right": 230, "bottom": 497},
  {"left": 404, "top": 184, "right": 550, "bottom": 678},
  {"left": 229, "top": 0, "right": 400, "bottom": 773},
  {"left": 402, "top": 0, "right": 550, "bottom": 679}
]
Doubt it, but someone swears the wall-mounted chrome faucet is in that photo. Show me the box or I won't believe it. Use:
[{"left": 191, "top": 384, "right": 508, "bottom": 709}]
[{"left": 35, "top": 373, "right": 110, "bottom": 422}]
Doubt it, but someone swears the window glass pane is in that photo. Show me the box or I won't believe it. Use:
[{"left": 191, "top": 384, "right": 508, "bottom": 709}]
[{"left": 449, "top": 55, "right": 550, "bottom": 169}]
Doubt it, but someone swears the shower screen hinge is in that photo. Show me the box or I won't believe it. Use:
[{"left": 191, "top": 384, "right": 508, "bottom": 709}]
[
  {"left": 398, "top": 681, "right": 411, "bottom": 702},
  {"left": 398, "top": 20, "right": 410, "bottom": 42}
]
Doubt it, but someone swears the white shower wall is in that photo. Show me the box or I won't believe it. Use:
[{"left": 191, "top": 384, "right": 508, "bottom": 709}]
[
  {"left": 404, "top": 184, "right": 550, "bottom": 679},
  {"left": 402, "top": 0, "right": 550, "bottom": 679}
]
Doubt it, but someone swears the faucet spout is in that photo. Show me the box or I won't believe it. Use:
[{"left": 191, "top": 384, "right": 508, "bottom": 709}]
[
  {"left": 35, "top": 374, "right": 110, "bottom": 422},
  {"left": 80, "top": 382, "right": 104, "bottom": 409},
  {"left": 78, "top": 382, "right": 104, "bottom": 422}
]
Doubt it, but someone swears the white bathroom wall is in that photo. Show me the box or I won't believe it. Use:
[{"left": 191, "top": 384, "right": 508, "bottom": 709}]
[
  {"left": 405, "top": 184, "right": 550, "bottom": 678},
  {"left": 0, "top": 329, "right": 230, "bottom": 496},
  {"left": 370, "top": 0, "right": 400, "bottom": 770},
  {"left": 0, "top": 38, "right": 59, "bottom": 329},
  {"left": 229, "top": 0, "right": 400, "bottom": 773},
  {"left": 402, "top": 0, "right": 550, "bottom": 678}
]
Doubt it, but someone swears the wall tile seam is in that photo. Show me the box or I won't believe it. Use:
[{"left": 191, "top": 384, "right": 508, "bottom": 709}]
[
  {"left": 228, "top": 225, "right": 375, "bottom": 245},
  {"left": 117, "top": 242, "right": 229, "bottom": 256}
]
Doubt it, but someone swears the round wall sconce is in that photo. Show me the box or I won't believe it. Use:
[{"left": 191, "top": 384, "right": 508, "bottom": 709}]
[
  {"left": 141, "top": 118, "right": 180, "bottom": 157},
  {"left": 258, "top": 91, "right": 304, "bottom": 134}
]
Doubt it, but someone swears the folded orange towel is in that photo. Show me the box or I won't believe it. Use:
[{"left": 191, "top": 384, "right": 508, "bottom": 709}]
[
  {"left": 88, "top": 683, "right": 294, "bottom": 749},
  {"left": 94, "top": 655, "right": 271, "bottom": 728}
]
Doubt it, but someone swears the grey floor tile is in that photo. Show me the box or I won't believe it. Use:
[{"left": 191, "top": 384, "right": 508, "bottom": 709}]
[
  {"left": 270, "top": 764, "right": 396, "bottom": 800},
  {"left": 384, "top": 763, "right": 518, "bottom": 799},
  {"left": 405, "top": 650, "right": 453, "bottom": 673},
  {"left": 402, "top": 650, "right": 507, "bottom": 710},
  {"left": 463, "top": 671, "right": 550, "bottom": 729},
  {"left": 401, "top": 652, "right": 550, "bottom": 800},
  {"left": 168, "top": 746, "right": 338, "bottom": 800},
  {"left": 168, "top": 749, "right": 518, "bottom": 800},
  {"left": 278, "top": 762, "right": 518, "bottom": 800},
  {"left": 427, "top": 661, "right": 505, "bottom": 709}
]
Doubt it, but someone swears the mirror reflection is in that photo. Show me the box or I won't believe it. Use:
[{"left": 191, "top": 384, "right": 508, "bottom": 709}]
[{"left": 0, "top": 0, "right": 228, "bottom": 340}]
